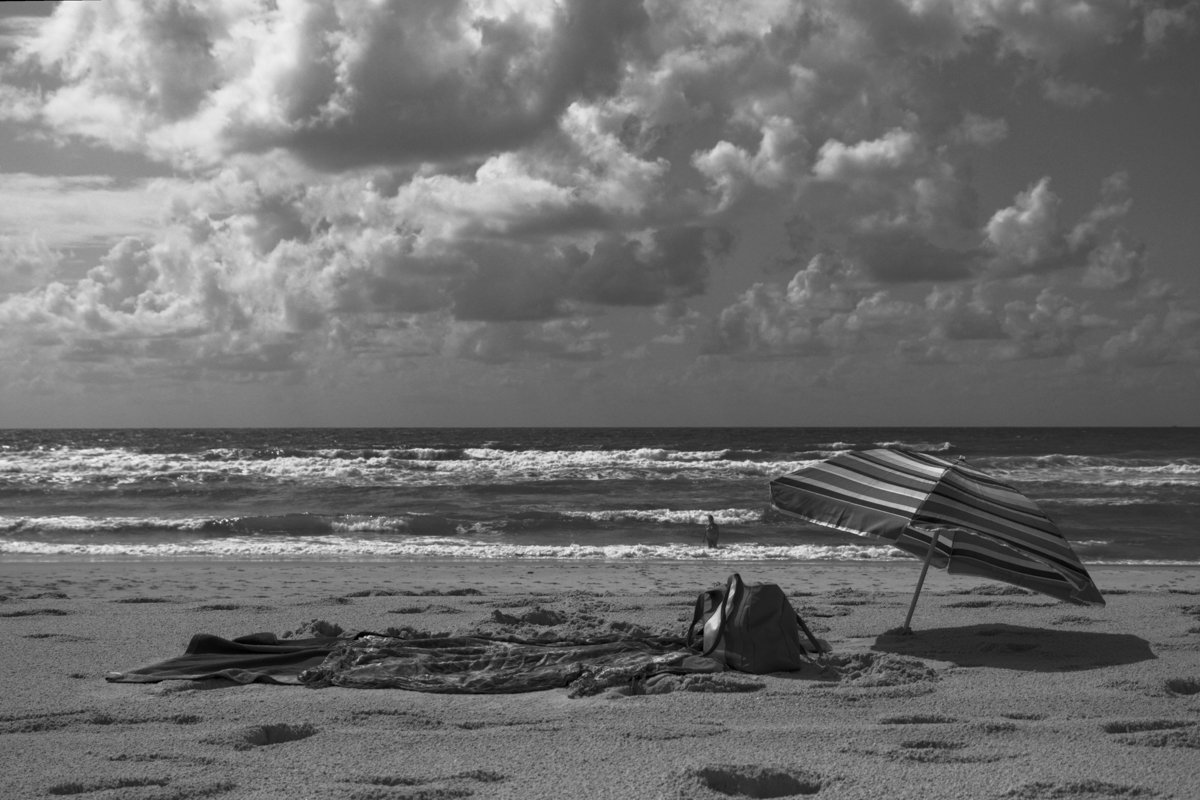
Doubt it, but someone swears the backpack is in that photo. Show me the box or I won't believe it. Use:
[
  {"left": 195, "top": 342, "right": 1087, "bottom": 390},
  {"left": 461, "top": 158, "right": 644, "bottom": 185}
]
[{"left": 686, "top": 573, "right": 827, "bottom": 674}]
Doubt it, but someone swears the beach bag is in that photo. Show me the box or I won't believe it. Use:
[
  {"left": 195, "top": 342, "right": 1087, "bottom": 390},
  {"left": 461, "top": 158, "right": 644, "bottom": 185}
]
[{"left": 686, "top": 573, "right": 826, "bottom": 674}]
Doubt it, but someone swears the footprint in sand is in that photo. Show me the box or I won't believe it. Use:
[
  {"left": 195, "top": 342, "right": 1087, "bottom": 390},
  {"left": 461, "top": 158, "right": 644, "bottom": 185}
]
[
  {"left": 107, "top": 753, "right": 217, "bottom": 765},
  {"left": 46, "top": 777, "right": 171, "bottom": 796},
  {"left": 877, "top": 714, "right": 956, "bottom": 724},
  {"left": 1002, "top": 780, "right": 1162, "bottom": 799},
  {"left": 670, "top": 765, "right": 823, "bottom": 799},
  {"left": 341, "top": 770, "right": 504, "bottom": 800},
  {"left": 22, "top": 632, "right": 92, "bottom": 641},
  {"left": 1164, "top": 677, "right": 1200, "bottom": 695},
  {"left": 0, "top": 710, "right": 200, "bottom": 734},
  {"left": 630, "top": 722, "right": 726, "bottom": 741},
  {"left": 347, "top": 709, "right": 445, "bottom": 729},
  {"left": 203, "top": 722, "right": 317, "bottom": 751},
  {"left": 1102, "top": 719, "right": 1200, "bottom": 749},
  {"left": 48, "top": 778, "right": 236, "bottom": 797},
  {"left": 0, "top": 608, "right": 71, "bottom": 617}
]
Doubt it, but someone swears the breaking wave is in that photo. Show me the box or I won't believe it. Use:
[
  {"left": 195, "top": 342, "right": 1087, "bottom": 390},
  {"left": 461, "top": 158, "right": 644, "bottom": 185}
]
[{"left": 0, "top": 538, "right": 907, "bottom": 561}]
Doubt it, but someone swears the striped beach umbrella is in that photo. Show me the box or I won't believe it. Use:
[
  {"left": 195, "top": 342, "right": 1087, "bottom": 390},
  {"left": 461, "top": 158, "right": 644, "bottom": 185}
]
[{"left": 769, "top": 449, "right": 1104, "bottom": 631}]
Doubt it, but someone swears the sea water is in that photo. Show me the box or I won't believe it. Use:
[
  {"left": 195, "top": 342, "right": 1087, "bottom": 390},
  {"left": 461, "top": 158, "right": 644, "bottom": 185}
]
[{"left": 2, "top": 428, "right": 1198, "bottom": 564}]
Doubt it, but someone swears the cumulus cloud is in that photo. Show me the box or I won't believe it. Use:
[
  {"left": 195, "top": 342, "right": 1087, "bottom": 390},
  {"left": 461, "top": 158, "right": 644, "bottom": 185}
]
[
  {"left": 11, "top": 0, "right": 649, "bottom": 170},
  {"left": 703, "top": 253, "right": 924, "bottom": 356},
  {"left": 1100, "top": 305, "right": 1200, "bottom": 366},
  {"left": 692, "top": 116, "right": 805, "bottom": 210},
  {"left": 0, "top": 232, "right": 60, "bottom": 295},
  {"left": 1143, "top": 1, "right": 1199, "bottom": 49},
  {"left": 995, "top": 288, "right": 1108, "bottom": 361},
  {"left": 981, "top": 172, "right": 1146, "bottom": 283},
  {"left": 984, "top": 178, "right": 1064, "bottom": 270},
  {"left": 0, "top": 0, "right": 1195, "bottom": 398}
]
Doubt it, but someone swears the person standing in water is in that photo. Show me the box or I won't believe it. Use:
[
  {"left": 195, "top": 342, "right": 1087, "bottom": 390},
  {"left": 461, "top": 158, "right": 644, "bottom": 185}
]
[{"left": 703, "top": 514, "right": 720, "bottom": 549}]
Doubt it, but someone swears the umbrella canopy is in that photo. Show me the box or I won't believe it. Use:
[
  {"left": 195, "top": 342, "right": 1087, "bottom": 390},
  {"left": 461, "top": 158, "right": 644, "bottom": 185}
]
[{"left": 770, "top": 448, "right": 1104, "bottom": 608}]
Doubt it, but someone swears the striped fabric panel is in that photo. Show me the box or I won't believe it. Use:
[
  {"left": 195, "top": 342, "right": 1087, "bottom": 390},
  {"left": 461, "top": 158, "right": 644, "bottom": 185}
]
[
  {"left": 935, "top": 468, "right": 1051, "bottom": 521},
  {"left": 770, "top": 450, "right": 945, "bottom": 532},
  {"left": 943, "top": 531, "right": 1082, "bottom": 586},
  {"left": 914, "top": 508, "right": 1091, "bottom": 585},
  {"left": 895, "top": 451, "right": 1094, "bottom": 582},
  {"left": 914, "top": 504, "right": 1089, "bottom": 580},
  {"left": 904, "top": 451, "right": 1052, "bottom": 517},
  {"left": 928, "top": 474, "right": 1060, "bottom": 535},
  {"left": 899, "top": 455, "right": 1092, "bottom": 579},
  {"left": 915, "top": 491, "right": 1075, "bottom": 558},
  {"left": 896, "top": 526, "right": 1092, "bottom": 605},
  {"left": 772, "top": 470, "right": 924, "bottom": 517},
  {"left": 771, "top": 456, "right": 935, "bottom": 518}
]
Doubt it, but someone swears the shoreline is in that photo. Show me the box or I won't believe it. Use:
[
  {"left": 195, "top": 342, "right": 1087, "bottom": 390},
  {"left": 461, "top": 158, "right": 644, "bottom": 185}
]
[{"left": 9, "top": 556, "right": 1200, "bottom": 599}]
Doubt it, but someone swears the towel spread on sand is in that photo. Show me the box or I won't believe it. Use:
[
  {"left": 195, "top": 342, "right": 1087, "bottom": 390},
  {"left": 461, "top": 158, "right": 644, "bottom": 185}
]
[
  {"left": 105, "top": 632, "right": 352, "bottom": 685},
  {"left": 106, "top": 632, "right": 725, "bottom": 694}
]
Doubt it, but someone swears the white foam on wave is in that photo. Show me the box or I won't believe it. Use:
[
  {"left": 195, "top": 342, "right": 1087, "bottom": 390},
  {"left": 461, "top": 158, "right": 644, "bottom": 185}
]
[
  {"left": 873, "top": 441, "right": 953, "bottom": 453},
  {"left": 0, "top": 507, "right": 770, "bottom": 535},
  {"left": 1044, "top": 498, "right": 1163, "bottom": 507},
  {"left": 0, "top": 515, "right": 211, "bottom": 533},
  {"left": 0, "top": 446, "right": 820, "bottom": 488},
  {"left": 559, "top": 508, "right": 766, "bottom": 525},
  {"left": 0, "top": 537, "right": 907, "bottom": 561},
  {"left": 7, "top": 537, "right": 1193, "bottom": 565}
]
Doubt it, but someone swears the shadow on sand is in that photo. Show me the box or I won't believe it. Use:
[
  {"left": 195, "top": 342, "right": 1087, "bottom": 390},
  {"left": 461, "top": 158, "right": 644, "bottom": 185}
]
[{"left": 872, "top": 623, "right": 1155, "bottom": 671}]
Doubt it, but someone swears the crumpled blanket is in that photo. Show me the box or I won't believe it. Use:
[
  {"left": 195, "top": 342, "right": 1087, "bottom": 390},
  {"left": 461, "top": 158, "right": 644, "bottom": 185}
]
[
  {"left": 298, "top": 633, "right": 724, "bottom": 695},
  {"left": 106, "top": 631, "right": 726, "bottom": 695}
]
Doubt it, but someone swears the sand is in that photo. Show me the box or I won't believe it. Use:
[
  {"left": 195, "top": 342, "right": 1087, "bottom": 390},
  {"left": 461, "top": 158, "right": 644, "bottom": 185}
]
[{"left": 2, "top": 558, "right": 1199, "bottom": 800}]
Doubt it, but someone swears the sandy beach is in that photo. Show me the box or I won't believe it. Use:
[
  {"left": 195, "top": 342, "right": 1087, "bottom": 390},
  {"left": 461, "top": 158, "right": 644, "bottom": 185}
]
[{"left": 2, "top": 559, "right": 1199, "bottom": 799}]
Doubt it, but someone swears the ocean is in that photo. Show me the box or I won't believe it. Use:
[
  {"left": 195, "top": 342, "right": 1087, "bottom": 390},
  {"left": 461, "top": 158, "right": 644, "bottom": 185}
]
[{"left": 1, "top": 428, "right": 1198, "bottom": 564}]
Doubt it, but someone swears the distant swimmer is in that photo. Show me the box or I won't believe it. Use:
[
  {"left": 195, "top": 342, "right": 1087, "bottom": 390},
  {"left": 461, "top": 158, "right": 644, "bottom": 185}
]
[{"left": 704, "top": 514, "right": 720, "bottom": 549}]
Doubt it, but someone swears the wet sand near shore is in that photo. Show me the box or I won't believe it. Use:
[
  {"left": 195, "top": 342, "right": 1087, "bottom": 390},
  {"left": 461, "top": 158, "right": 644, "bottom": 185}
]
[{"left": 2, "top": 559, "right": 1199, "bottom": 799}]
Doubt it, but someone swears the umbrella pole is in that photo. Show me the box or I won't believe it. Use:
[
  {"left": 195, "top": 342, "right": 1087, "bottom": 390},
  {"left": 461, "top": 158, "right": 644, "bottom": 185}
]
[{"left": 902, "top": 531, "right": 939, "bottom": 633}]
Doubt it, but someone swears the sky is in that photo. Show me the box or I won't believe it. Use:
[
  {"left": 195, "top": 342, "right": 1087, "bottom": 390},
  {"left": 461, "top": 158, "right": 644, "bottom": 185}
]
[{"left": 0, "top": 0, "right": 1198, "bottom": 428}]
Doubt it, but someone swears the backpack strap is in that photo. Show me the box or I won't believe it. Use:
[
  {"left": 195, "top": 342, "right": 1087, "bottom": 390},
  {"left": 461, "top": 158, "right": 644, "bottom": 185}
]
[
  {"left": 687, "top": 589, "right": 724, "bottom": 650},
  {"left": 795, "top": 612, "right": 823, "bottom": 653},
  {"left": 700, "top": 574, "right": 742, "bottom": 658}
]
